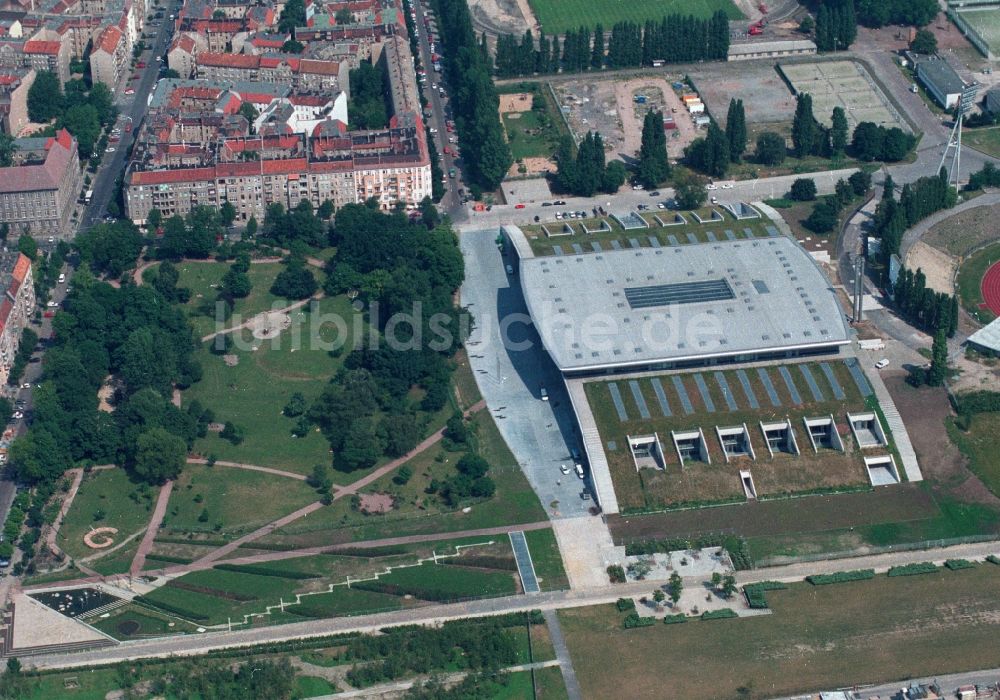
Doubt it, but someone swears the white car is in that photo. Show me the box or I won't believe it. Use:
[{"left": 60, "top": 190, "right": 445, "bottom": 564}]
[
  {"left": 46, "top": 300, "right": 58, "bottom": 308},
  {"left": 19, "top": 383, "right": 30, "bottom": 389},
  {"left": 12, "top": 412, "right": 22, "bottom": 420},
  {"left": 722, "top": 183, "right": 734, "bottom": 189},
  {"left": 875, "top": 358, "right": 890, "bottom": 369},
  {"left": 429, "top": 127, "right": 437, "bottom": 134},
  {"left": 706, "top": 183, "right": 719, "bottom": 190},
  {"left": 575, "top": 464, "right": 585, "bottom": 479},
  {"left": 106, "top": 146, "right": 116, "bottom": 153},
  {"left": 560, "top": 465, "right": 570, "bottom": 475},
  {"left": 657, "top": 202, "right": 666, "bottom": 209}
]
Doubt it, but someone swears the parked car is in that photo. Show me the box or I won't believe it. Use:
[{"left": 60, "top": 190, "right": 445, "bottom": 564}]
[
  {"left": 875, "top": 358, "right": 890, "bottom": 369},
  {"left": 514, "top": 203, "right": 525, "bottom": 209},
  {"left": 560, "top": 465, "right": 570, "bottom": 475},
  {"left": 575, "top": 464, "right": 585, "bottom": 479},
  {"left": 540, "top": 386, "right": 549, "bottom": 401}
]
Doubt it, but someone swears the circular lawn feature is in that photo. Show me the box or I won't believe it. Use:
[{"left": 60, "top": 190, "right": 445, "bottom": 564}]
[
  {"left": 116, "top": 619, "right": 141, "bottom": 636},
  {"left": 980, "top": 259, "right": 1000, "bottom": 317}
]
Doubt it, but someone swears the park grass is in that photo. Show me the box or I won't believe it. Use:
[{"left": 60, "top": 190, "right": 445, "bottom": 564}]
[
  {"left": 87, "top": 538, "right": 142, "bottom": 576},
  {"left": 285, "top": 587, "right": 407, "bottom": 618},
  {"left": 521, "top": 208, "right": 771, "bottom": 257},
  {"left": 963, "top": 125, "right": 1000, "bottom": 160},
  {"left": 585, "top": 361, "right": 872, "bottom": 511},
  {"left": 560, "top": 564, "right": 1000, "bottom": 699},
  {"left": 956, "top": 241, "right": 1000, "bottom": 325},
  {"left": 534, "top": 665, "right": 570, "bottom": 700},
  {"left": 56, "top": 469, "right": 156, "bottom": 562},
  {"left": 947, "top": 412, "right": 1000, "bottom": 499},
  {"left": 266, "top": 409, "right": 547, "bottom": 544},
  {"left": 351, "top": 562, "right": 519, "bottom": 600},
  {"left": 184, "top": 294, "right": 360, "bottom": 475},
  {"left": 295, "top": 676, "right": 335, "bottom": 698},
  {"left": 174, "top": 261, "right": 287, "bottom": 339},
  {"left": 160, "top": 465, "right": 317, "bottom": 538},
  {"left": 503, "top": 108, "right": 561, "bottom": 162},
  {"left": 527, "top": 0, "right": 742, "bottom": 34},
  {"left": 524, "top": 528, "right": 569, "bottom": 591}
]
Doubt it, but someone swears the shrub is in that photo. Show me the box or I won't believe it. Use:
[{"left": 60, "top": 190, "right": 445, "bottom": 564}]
[
  {"left": 788, "top": 178, "right": 817, "bottom": 201},
  {"left": 616, "top": 597, "right": 636, "bottom": 612},
  {"left": 623, "top": 613, "right": 655, "bottom": 629},
  {"left": 743, "top": 581, "right": 787, "bottom": 608},
  {"left": 607, "top": 565, "right": 626, "bottom": 584},
  {"left": 887, "top": 562, "right": 938, "bottom": 577},
  {"left": 986, "top": 555, "right": 1000, "bottom": 566},
  {"left": 700, "top": 608, "right": 738, "bottom": 620},
  {"left": 144, "top": 554, "right": 194, "bottom": 564},
  {"left": 663, "top": 613, "right": 688, "bottom": 625},
  {"left": 763, "top": 197, "right": 794, "bottom": 209},
  {"left": 944, "top": 559, "right": 975, "bottom": 571},
  {"left": 806, "top": 569, "right": 875, "bottom": 585}
]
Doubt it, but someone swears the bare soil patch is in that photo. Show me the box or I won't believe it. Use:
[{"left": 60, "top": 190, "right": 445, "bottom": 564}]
[
  {"left": 904, "top": 240, "right": 957, "bottom": 294},
  {"left": 499, "top": 92, "right": 533, "bottom": 113},
  {"left": 358, "top": 493, "right": 395, "bottom": 514}
]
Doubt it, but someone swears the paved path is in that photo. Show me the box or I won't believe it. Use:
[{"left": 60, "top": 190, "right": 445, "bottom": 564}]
[
  {"left": 129, "top": 481, "right": 174, "bottom": 577},
  {"left": 863, "top": 357, "right": 923, "bottom": 482},
  {"left": 19, "top": 538, "right": 1000, "bottom": 669},
  {"left": 773, "top": 666, "right": 1000, "bottom": 700},
  {"left": 543, "top": 610, "right": 583, "bottom": 700},
  {"left": 200, "top": 292, "right": 324, "bottom": 343},
  {"left": 185, "top": 457, "right": 310, "bottom": 483}
]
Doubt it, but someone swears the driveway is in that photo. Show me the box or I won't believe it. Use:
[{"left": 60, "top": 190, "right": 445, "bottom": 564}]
[{"left": 460, "top": 229, "right": 592, "bottom": 519}]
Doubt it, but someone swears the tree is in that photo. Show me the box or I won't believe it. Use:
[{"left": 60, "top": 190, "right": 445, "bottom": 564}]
[
  {"left": 147, "top": 208, "right": 162, "bottom": 232},
  {"left": 17, "top": 234, "right": 37, "bottom": 261},
  {"left": 270, "top": 259, "right": 317, "bottom": 299},
  {"left": 652, "top": 589, "right": 666, "bottom": 606},
  {"left": 220, "top": 267, "right": 251, "bottom": 300},
  {"left": 591, "top": 23, "right": 604, "bottom": 69},
  {"left": 667, "top": 571, "right": 683, "bottom": 605},
  {"left": 910, "top": 28, "right": 937, "bottom": 54},
  {"left": 789, "top": 178, "right": 818, "bottom": 201},
  {"left": 673, "top": 169, "right": 707, "bottom": 210},
  {"left": 755, "top": 132, "right": 786, "bottom": 165},
  {"left": 318, "top": 199, "right": 335, "bottom": 220},
  {"left": 791, "top": 93, "right": 818, "bottom": 158},
  {"left": 220, "top": 201, "right": 237, "bottom": 227},
  {"left": 335, "top": 7, "right": 353, "bottom": 24},
  {"left": 725, "top": 99, "right": 747, "bottom": 162},
  {"left": 220, "top": 421, "right": 244, "bottom": 445},
  {"left": 927, "top": 327, "right": 948, "bottom": 386},
  {"left": 831, "top": 106, "right": 849, "bottom": 158},
  {"left": 282, "top": 39, "right": 305, "bottom": 53},
  {"left": 804, "top": 197, "right": 841, "bottom": 233},
  {"left": 133, "top": 427, "right": 186, "bottom": 484},
  {"left": 721, "top": 574, "right": 737, "bottom": 599},
  {"left": 848, "top": 169, "right": 871, "bottom": 196},
  {"left": 798, "top": 15, "right": 815, "bottom": 34},
  {"left": 0, "top": 133, "right": 15, "bottom": 168},
  {"left": 284, "top": 392, "right": 307, "bottom": 417},
  {"left": 278, "top": 0, "right": 306, "bottom": 33},
  {"left": 637, "top": 111, "right": 670, "bottom": 188},
  {"left": 246, "top": 216, "right": 258, "bottom": 237},
  {"left": 27, "top": 70, "right": 62, "bottom": 122}
]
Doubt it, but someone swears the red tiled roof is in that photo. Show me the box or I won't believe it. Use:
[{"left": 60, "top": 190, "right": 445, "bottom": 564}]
[
  {"left": 130, "top": 167, "right": 217, "bottom": 185},
  {"left": 95, "top": 25, "right": 122, "bottom": 55},
  {"left": 170, "top": 34, "right": 197, "bottom": 53},
  {"left": 11, "top": 254, "right": 30, "bottom": 285},
  {"left": 198, "top": 52, "right": 259, "bottom": 69},
  {"left": 298, "top": 59, "right": 339, "bottom": 76},
  {"left": 23, "top": 40, "right": 61, "bottom": 55},
  {"left": 290, "top": 95, "right": 330, "bottom": 107}
]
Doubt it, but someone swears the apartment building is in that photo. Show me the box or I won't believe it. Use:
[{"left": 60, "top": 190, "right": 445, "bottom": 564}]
[
  {"left": 0, "top": 129, "right": 82, "bottom": 235},
  {"left": 0, "top": 251, "right": 34, "bottom": 385}
]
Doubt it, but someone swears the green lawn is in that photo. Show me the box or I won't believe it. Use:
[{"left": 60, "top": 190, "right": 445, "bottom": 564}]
[
  {"left": 160, "top": 465, "right": 317, "bottom": 538},
  {"left": 174, "top": 261, "right": 287, "bottom": 339},
  {"left": 503, "top": 108, "right": 561, "bottom": 161},
  {"left": 527, "top": 0, "right": 742, "bottom": 33},
  {"left": 184, "top": 294, "right": 360, "bottom": 475},
  {"left": 964, "top": 126, "right": 1000, "bottom": 160},
  {"left": 956, "top": 241, "right": 1000, "bottom": 325},
  {"left": 56, "top": 469, "right": 156, "bottom": 561},
  {"left": 560, "top": 565, "right": 1000, "bottom": 699},
  {"left": 91, "top": 605, "right": 197, "bottom": 640},
  {"left": 285, "top": 587, "right": 406, "bottom": 618},
  {"left": 947, "top": 412, "right": 1000, "bottom": 498},
  {"left": 352, "top": 562, "right": 519, "bottom": 601},
  {"left": 265, "top": 409, "right": 547, "bottom": 544},
  {"left": 524, "top": 528, "right": 568, "bottom": 591},
  {"left": 295, "top": 676, "right": 336, "bottom": 698}
]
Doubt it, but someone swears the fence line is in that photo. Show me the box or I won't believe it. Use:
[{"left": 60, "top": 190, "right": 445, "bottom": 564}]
[{"left": 948, "top": 8, "right": 995, "bottom": 60}]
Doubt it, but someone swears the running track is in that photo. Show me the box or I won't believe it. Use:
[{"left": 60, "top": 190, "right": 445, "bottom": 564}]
[{"left": 980, "top": 260, "right": 1000, "bottom": 316}]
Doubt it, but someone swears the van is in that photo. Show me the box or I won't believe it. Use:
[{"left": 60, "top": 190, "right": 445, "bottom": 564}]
[
  {"left": 575, "top": 464, "right": 585, "bottom": 479},
  {"left": 505, "top": 264, "right": 514, "bottom": 275}
]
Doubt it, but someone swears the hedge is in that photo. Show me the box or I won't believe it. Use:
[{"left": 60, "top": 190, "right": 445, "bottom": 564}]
[
  {"left": 700, "top": 608, "right": 738, "bottom": 620},
  {"left": 987, "top": 555, "right": 1000, "bottom": 566},
  {"left": 440, "top": 555, "right": 518, "bottom": 571},
  {"left": 623, "top": 613, "right": 655, "bottom": 629},
  {"left": 334, "top": 546, "right": 408, "bottom": 558},
  {"left": 154, "top": 537, "right": 230, "bottom": 547},
  {"left": 944, "top": 559, "right": 975, "bottom": 571},
  {"left": 144, "top": 554, "right": 194, "bottom": 565},
  {"left": 616, "top": 597, "right": 636, "bottom": 612},
  {"left": 134, "top": 595, "right": 209, "bottom": 621},
  {"left": 806, "top": 569, "right": 875, "bottom": 586},
  {"left": 887, "top": 562, "right": 938, "bottom": 577},
  {"left": 743, "top": 581, "right": 787, "bottom": 609},
  {"left": 663, "top": 614, "right": 688, "bottom": 625},
  {"left": 214, "top": 563, "right": 320, "bottom": 579}
]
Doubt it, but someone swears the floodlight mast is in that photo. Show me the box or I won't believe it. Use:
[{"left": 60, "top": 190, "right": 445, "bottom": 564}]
[{"left": 938, "top": 83, "right": 980, "bottom": 188}]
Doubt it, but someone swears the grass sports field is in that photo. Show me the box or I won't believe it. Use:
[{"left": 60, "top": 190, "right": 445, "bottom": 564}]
[
  {"left": 957, "top": 241, "right": 1000, "bottom": 325},
  {"left": 527, "top": 0, "right": 742, "bottom": 34},
  {"left": 957, "top": 7, "right": 1000, "bottom": 56},
  {"left": 560, "top": 563, "right": 1000, "bottom": 698}
]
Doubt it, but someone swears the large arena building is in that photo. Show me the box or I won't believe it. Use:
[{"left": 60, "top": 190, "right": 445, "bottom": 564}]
[{"left": 505, "top": 225, "right": 850, "bottom": 376}]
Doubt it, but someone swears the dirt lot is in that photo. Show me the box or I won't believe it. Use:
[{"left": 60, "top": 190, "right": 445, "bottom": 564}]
[
  {"left": 553, "top": 76, "right": 697, "bottom": 163},
  {"left": 904, "top": 240, "right": 957, "bottom": 294},
  {"left": 884, "top": 372, "right": 998, "bottom": 507},
  {"left": 689, "top": 60, "right": 795, "bottom": 126},
  {"left": 499, "top": 92, "right": 533, "bottom": 113}
]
